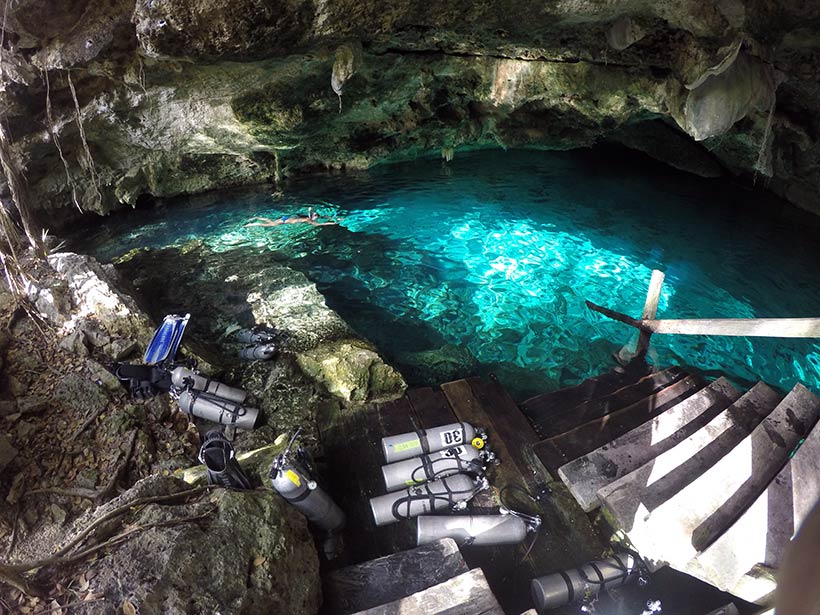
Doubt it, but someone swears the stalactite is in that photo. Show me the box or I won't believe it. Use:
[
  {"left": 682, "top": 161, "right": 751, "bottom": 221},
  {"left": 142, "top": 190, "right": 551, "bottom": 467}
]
[
  {"left": 44, "top": 69, "right": 82, "bottom": 212},
  {"left": 67, "top": 69, "right": 103, "bottom": 209}
]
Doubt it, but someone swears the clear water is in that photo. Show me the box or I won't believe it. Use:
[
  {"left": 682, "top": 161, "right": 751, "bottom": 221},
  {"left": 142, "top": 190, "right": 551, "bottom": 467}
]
[{"left": 78, "top": 147, "right": 820, "bottom": 400}]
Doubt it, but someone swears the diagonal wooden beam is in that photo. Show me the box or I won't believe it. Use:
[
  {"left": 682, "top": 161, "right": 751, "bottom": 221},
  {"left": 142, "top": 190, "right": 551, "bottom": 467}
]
[{"left": 587, "top": 300, "right": 820, "bottom": 338}]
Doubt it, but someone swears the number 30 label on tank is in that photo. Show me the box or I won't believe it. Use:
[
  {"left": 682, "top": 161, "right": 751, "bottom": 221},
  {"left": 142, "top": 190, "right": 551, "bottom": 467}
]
[
  {"left": 442, "top": 446, "right": 465, "bottom": 458},
  {"left": 440, "top": 429, "right": 464, "bottom": 447}
]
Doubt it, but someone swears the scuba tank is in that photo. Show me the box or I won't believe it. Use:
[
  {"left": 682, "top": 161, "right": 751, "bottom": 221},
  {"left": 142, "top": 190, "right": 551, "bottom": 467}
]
[
  {"left": 178, "top": 389, "right": 259, "bottom": 430},
  {"left": 235, "top": 326, "right": 277, "bottom": 345},
  {"left": 171, "top": 366, "right": 247, "bottom": 404},
  {"left": 270, "top": 431, "right": 346, "bottom": 558},
  {"left": 382, "top": 422, "right": 485, "bottom": 463},
  {"left": 530, "top": 552, "right": 639, "bottom": 611},
  {"left": 239, "top": 343, "right": 277, "bottom": 360},
  {"left": 381, "top": 445, "right": 488, "bottom": 492},
  {"left": 416, "top": 514, "right": 528, "bottom": 547},
  {"left": 369, "top": 473, "right": 486, "bottom": 527}
]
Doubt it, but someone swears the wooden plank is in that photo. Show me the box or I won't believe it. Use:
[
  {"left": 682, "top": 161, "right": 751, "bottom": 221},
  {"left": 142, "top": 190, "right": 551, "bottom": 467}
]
[
  {"left": 323, "top": 538, "right": 468, "bottom": 614},
  {"left": 521, "top": 364, "right": 649, "bottom": 426},
  {"left": 635, "top": 269, "right": 665, "bottom": 358},
  {"left": 586, "top": 300, "right": 820, "bottom": 338},
  {"left": 535, "top": 367, "right": 687, "bottom": 439},
  {"left": 602, "top": 383, "right": 820, "bottom": 573},
  {"left": 534, "top": 374, "right": 705, "bottom": 471},
  {"left": 406, "top": 387, "right": 457, "bottom": 428},
  {"left": 703, "top": 605, "right": 739, "bottom": 615},
  {"left": 559, "top": 377, "right": 741, "bottom": 511},
  {"left": 597, "top": 382, "right": 782, "bottom": 518},
  {"left": 685, "top": 385, "right": 820, "bottom": 602},
  {"left": 352, "top": 568, "right": 504, "bottom": 615}
]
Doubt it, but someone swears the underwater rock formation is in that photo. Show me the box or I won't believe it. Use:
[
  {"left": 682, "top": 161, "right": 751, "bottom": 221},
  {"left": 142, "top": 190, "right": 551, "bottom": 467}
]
[{"left": 1, "top": 0, "right": 820, "bottom": 218}]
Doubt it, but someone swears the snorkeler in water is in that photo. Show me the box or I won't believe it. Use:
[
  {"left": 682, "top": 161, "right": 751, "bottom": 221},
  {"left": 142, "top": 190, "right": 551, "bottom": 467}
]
[{"left": 244, "top": 207, "right": 339, "bottom": 228}]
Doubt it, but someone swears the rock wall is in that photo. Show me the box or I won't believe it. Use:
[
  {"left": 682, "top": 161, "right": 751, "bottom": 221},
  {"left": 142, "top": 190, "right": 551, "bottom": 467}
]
[{"left": 1, "top": 0, "right": 820, "bottom": 220}]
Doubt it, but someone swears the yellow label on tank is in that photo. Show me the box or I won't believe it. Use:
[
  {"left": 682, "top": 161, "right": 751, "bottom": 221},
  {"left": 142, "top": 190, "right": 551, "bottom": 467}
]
[
  {"left": 286, "top": 469, "right": 302, "bottom": 487},
  {"left": 394, "top": 439, "right": 420, "bottom": 452},
  {"left": 405, "top": 478, "right": 424, "bottom": 486}
]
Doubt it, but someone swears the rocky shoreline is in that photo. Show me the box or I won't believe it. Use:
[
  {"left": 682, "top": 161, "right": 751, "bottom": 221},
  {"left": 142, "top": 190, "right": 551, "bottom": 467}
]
[{"left": 0, "top": 247, "right": 405, "bottom": 614}]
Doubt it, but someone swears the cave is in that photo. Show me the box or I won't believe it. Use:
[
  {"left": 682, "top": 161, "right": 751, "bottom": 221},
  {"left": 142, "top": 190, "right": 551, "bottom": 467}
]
[{"left": 1, "top": 2, "right": 820, "bottom": 615}]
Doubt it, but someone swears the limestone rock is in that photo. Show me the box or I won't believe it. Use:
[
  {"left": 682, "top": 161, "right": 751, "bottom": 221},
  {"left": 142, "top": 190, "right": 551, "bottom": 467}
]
[
  {"left": 682, "top": 52, "right": 776, "bottom": 142},
  {"left": 74, "top": 476, "right": 321, "bottom": 615},
  {"left": 0, "top": 434, "right": 18, "bottom": 472},
  {"left": 296, "top": 339, "right": 406, "bottom": 405},
  {"left": 47, "top": 253, "right": 155, "bottom": 347},
  {"left": 606, "top": 17, "right": 645, "bottom": 51}
]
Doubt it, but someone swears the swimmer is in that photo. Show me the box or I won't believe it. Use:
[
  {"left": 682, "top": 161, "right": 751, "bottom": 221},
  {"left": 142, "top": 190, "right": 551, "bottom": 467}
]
[{"left": 244, "top": 207, "right": 338, "bottom": 227}]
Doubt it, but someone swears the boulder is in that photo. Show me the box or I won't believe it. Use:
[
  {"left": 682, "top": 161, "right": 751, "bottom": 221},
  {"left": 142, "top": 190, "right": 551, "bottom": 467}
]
[
  {"left": 71, "top": 476, "right": 321, "bottom": 615},
  {"left": 296, "top": 339, "right": 406, "bottom": 406}
]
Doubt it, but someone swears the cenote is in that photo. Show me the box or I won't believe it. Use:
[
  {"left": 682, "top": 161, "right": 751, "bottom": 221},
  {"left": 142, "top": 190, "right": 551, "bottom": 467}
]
[{"left": 77, "top": 146, "right": 820, "bottom": 401}]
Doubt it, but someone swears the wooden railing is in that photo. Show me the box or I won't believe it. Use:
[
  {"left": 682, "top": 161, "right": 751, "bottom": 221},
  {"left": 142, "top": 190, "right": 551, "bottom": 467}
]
[{"left": 587, "top": 269, "right": 820, "bottom": 360}]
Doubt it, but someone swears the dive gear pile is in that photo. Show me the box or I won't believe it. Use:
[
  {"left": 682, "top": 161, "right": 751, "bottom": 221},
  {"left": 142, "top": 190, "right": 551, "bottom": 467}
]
[
  {"left": 198, "top": 430, "right": 252, "bottom": 489},
  {"left": 269, "top": 430, "right": 345, "bottom": 559},
  {"left": 114, "top": 313, "right": 261, "bottom": 430}
]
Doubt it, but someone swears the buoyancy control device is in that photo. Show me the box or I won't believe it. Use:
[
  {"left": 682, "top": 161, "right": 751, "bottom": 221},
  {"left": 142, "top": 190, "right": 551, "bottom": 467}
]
[
  {"left": 270, "top": 431, "right": 346, "bottom": 558},
  {"left": 171, "top": 366, "right": 247, "bottom": 404},
  {"left": 197, "top": 430, "right": 251, "bottom": 489},
  {"left": 369, "top": 473, "right": 487, "bottom": 526},
  {"left": 530, "top": 551, "right": 640, "bottom": 611},
  {"left": 381, "top": 422, "right": 486, "bottom": 464},
  {"left": 178, "top": 389, "right": 259, "bottom": 430},
  {"left": 416, "top": 513, "right": 529, "bottom": 547},
  {"left": 381, "top": 445, "right": 490, "bottom": 492}
]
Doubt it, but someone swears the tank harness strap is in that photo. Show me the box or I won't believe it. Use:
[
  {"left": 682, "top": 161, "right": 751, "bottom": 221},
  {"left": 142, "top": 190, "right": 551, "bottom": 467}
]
[
  {"left": 589, "top": 562, "right": 606, "bottom": 587},
  {"left": 420, "top": 453, "right": 435, "bottom": 480},
  {"left": 459, "top": 422, "right": 467, "bottom": 445},
  {"left": 558, "top": 570, "right": 574, "bottom": 604},
  {"left": 285, "top": 485, "right": 312, "bottom": 504},
  {"left": 416, "top": 428, "right": 430, "bottom": 454}
]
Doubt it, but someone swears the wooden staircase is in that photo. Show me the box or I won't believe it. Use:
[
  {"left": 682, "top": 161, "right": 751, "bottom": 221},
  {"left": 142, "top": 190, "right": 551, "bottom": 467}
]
[
  {"left": 522, "top": 366, "right": 820, "bottom": 605},
  {"left": 322, "top": 538, "right": 505, "bottom": 614}
]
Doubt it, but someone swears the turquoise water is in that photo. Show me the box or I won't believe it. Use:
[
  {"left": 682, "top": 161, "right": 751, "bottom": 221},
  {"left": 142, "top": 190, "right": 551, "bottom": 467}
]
[{"left": 80, "top": 148, "right": 820, "bottom": 399}]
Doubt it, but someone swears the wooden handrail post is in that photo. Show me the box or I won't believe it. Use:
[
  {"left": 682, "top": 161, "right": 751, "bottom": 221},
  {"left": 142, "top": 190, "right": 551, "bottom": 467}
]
[{"left": 635, "top": 270, "right": 665, "bottom": 359}]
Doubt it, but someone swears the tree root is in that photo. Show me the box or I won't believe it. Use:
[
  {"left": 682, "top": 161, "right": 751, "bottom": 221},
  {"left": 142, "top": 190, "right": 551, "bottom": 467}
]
[{"left": 0, "top": 486, "right": 213, "bottom": 598}]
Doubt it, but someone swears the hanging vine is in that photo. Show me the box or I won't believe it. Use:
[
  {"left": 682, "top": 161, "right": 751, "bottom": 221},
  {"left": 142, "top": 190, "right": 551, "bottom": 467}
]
[
  {"left": 67, "top": 69, "right": 103, "bottom": 209},
  {"left": 44, "top": 68, "right": 82, "bottom": 212}
]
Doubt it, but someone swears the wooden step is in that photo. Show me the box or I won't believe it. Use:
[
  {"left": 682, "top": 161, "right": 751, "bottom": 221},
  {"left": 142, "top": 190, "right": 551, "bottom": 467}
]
[
  {"left": 597, "top": 382, "right": 782, "bottom": 521},
  {"left": 520, "top": 363, "right": 650, "bottom": 426},
  {"left": 533, "top": 366, "right": 687, "bottom": 438},
  {"left": 558, "top": 377, "right": 741, "bottom": 511},
  {"left": 323, "top": 538, "right": 468, "bottom": 614},
  {"left": 351, "top": 567, "right": 505, "bottom": 615},
  {"left": 684, "top": 385, "right": 820, "bottom": 603},
  {"left": 601, "top": 382, "right": 820, "bottom": 571},
  {"left": 533, "top": 374, "right": 706, "bottom": 472}
]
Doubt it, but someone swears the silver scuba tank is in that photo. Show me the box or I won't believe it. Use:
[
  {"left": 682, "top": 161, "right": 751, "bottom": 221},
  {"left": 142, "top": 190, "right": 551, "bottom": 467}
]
[
  {"left": 382, "top": 422, "right": 482, "bottom": 463},
  {"left": 530, "top": 552, "right": 639, "bottom": 611},
  {"left": 170, "top": 366, "right": 247, "bottom": 404},
  {"left": 369, "top": 473, "right": 484, "bottom": 526},
  {"left": 269, "top": 437, "right": 346, "bottom": 534},
  {"left": 416, "top": 514, "right": 528, "bottom": 547},
  {"left": 239, "top": 343, "right": 277, "bottom": 360},
  {"left": 177, "top": 389, "right": 259, "bottom": 430},
  {"left": 235, "top": 327, "right": 276, "bottom": 345},
  {"left": 381, "top": 445, "right": 485, "bottom": 492}
]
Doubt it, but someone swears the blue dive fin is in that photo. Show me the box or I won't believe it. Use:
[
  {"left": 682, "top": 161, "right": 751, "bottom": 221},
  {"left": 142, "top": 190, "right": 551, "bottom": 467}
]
[{"left": 144, "top": 313, "right": 190, "bottom": 365}]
